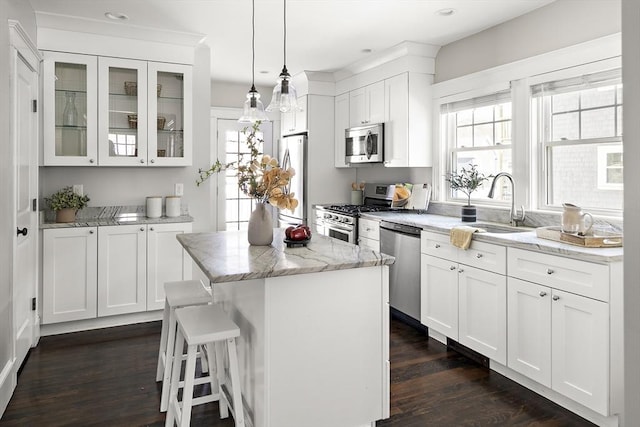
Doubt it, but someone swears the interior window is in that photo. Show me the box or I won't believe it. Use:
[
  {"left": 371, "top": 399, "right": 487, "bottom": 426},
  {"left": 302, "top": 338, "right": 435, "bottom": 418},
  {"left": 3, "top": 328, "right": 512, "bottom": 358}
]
[
  {"left": 441, "top": 91, "right": 513, "bottom": 204},
  {"left": 531, "top": 69, "right": 623, "bottom": 213}
]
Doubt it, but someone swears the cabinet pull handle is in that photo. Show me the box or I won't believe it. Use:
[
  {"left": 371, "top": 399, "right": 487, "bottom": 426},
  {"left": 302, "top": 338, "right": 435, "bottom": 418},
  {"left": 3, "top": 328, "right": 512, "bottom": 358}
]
[
  {"left": 140, "top": 227, "right": 145, "bottom": 231},
  {"left": 16, "top": 227, "right": 28, "bottom": 236},
  {"left": 89, "top": 159, "right": 95, "bottom": 164},
  {"left": 435, "top": 244, "right": 441, "bottom": 248},
  {"left": 476, "top": 253, "right": 483, "bottom": 259},
  {"left": 140, "top": 159, "right": 145, "bottom": 164},
  {"left": 539, "top": 291, "right": 547, "bottom": 297},
  {"left": 546, "top": 268, "right": 554, "bottom": 275},
  {"left": 150, "top": 227, "right": 154, "bottom": 231},
  {"left": 89, "top": 230, "right": 94, "bottom": 234},
  {"left": 449, "top": 265, "right": 456, "bottom": 270},
  {"left": 150, "top": 159, "right": 155, "bottom": 164},
  {"left": 458, "top": 268, "right": 464, "bottom": 273},
  {"left": 552, "top": 295, "right": 560, "bottom": 301}
]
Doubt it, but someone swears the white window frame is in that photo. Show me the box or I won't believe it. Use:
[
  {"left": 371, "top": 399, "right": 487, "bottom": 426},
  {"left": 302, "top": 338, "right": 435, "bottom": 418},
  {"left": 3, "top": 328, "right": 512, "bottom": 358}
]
[{"left": 597, "top": 145, "right": 623, "bottom": 190}]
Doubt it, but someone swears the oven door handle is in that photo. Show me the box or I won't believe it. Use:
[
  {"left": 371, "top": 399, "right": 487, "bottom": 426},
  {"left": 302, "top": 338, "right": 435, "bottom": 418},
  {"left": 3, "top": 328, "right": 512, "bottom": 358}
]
[{"left": 324, "top": 222, "right": 354, "bottom": 233}]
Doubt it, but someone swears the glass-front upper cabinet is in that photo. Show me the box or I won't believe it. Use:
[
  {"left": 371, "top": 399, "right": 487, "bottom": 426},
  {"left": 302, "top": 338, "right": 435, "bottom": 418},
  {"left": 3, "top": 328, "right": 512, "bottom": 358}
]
[
  {"left": 98, "top": 57, "right": 148, "bottom": 166},
  {"left": 148, "top": 63, "right": 192, "bottom": 166},
  {"left": 43, "top": 52, "right": 98, "bottom": 166}
]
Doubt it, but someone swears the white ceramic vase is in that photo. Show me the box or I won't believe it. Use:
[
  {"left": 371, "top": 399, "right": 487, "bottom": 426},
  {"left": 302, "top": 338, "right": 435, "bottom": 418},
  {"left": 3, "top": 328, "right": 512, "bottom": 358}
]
[{"left": 247, "top": 202, "right": 273, "bottom": 245}]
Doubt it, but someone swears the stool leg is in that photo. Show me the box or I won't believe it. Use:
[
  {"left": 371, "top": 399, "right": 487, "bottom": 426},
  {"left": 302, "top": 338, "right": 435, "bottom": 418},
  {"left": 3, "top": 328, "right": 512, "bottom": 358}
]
[
  {"left": 156, "top": 300, "right": 171, "bottom": 381},
  {"left": 205, "top": 342, "right": 218, "bottom": 396},
  {"left": 165, "top": 328, "right": 184, "bottom": 427},
  {"left": 227, "top": 338, "right": 245, "bottom": 426},
  {"left": 179, "top": 343, "right": 198, "bottom": 427},
  {"left": 215, "top": 340, "right": 229, "bottom": 419},
  {"left": 199, "top": 345, "right": 209, "bottom": 373},
  {"left": 160, "top": 307, "right": 178, "bottom": 412}
]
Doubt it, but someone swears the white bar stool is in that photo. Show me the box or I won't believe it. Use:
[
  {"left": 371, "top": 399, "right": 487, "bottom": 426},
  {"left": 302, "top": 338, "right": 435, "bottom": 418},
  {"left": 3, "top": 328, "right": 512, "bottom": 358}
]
[
  {"left": 165, "top": 304, "right": 245, "bottom": 427},
  {"left": 157, "top": 279, "right": 212, "bottom": 412}
]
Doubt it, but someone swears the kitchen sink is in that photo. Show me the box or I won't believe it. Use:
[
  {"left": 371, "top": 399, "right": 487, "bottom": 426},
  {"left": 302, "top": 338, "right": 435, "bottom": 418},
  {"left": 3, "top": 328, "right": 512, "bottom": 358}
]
[{"left": 471, "top": 223, "right": 533, "bottom": 234}]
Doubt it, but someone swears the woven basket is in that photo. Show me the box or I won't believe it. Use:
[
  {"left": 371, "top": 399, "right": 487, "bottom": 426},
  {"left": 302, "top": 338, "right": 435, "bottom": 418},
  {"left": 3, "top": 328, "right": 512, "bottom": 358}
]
[
  {"left": 127, "top": 114, "right": 138, "bottom": 129},
  {"left": 124, "top": 82, "right": 162, "bottom": 97},
  {"left": 157, "top": 116, "right": 166, "bottom": 130}
]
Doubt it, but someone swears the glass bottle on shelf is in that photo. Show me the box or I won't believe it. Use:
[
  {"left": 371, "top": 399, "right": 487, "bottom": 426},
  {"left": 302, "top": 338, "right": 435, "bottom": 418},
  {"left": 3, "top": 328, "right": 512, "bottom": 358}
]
[{"left": 63, "top": 91, "right": 78, "bottom": 127}]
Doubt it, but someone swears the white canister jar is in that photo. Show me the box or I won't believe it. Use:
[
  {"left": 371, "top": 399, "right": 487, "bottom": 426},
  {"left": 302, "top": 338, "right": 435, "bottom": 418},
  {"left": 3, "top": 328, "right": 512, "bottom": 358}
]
[
  {"left": 165, "top": 196, "right": 181, "bottom": 217},
  {"left": 146, "top": 196, "right": 163, "bottom": 218}
]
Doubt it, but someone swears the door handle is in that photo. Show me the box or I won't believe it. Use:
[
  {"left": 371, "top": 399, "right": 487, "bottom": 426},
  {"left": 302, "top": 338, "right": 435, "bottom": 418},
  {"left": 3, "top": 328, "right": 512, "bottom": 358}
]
[{"left": 16, "top": 227, "right": 28, "bottom": 237}]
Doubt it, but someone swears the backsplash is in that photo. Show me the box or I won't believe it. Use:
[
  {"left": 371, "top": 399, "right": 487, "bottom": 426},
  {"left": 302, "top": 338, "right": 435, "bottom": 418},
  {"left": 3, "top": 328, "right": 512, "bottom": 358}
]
[
  {"left": 41, "top": 204, "right": 190, "bottom": 223},
  {"left": 426, "top": 202, "right": 623, "bottom": 231}
]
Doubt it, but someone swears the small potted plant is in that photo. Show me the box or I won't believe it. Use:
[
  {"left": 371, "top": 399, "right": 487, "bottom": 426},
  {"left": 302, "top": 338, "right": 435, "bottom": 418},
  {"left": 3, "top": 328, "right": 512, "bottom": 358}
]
[
  {"left": 445, "top": 164, "right": 491, "bottom": 222},
  {"left": 45, "top": 186, "right": 90, "bottom": 223}
]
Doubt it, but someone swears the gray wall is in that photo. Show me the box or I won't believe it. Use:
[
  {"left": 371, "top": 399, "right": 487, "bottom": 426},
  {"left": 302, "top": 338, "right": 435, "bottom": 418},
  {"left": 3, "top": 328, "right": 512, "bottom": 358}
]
[
  {"left": 0, "top": 0, "right": 37, "bottom": 412},
  {"left": 211, "top": 80, "right": 273, "bottom": 108},
  {"left": 435, "top": 0, "right": 621, "bottom": 83},
  {"left": 40, "top": 44, "right": 213, "bottom": 233}
]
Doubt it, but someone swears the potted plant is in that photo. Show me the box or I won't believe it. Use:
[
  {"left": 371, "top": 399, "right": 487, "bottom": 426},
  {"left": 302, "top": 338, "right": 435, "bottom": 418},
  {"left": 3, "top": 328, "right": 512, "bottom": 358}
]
[
  {"left": 45, "top": 186, "right": 90, "bottom": 223},
  {"left": 444, "top": 164, "right": 491, "bottom": 222}
]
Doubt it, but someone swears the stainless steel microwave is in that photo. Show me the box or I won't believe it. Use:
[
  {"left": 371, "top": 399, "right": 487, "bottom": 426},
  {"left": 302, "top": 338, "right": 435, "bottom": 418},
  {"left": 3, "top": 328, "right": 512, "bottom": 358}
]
[{"left": 345, "top": 123, "right": 384, "bottom": 164}]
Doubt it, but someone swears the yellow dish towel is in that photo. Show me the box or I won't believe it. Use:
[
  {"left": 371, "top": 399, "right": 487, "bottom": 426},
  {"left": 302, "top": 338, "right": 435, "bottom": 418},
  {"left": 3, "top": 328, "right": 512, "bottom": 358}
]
[{"left": 450, "top": 226, "right": 485, "bottom": 250}]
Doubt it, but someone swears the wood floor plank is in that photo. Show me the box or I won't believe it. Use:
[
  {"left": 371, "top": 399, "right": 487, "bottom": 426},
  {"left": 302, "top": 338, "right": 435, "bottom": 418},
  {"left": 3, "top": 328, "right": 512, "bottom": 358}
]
[{"left": 0, "top": 319, "right": 595, "bottom": 426}]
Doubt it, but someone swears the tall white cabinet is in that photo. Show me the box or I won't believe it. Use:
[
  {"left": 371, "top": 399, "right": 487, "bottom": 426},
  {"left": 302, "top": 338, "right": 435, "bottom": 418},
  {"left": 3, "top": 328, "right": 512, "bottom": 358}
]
[{"left": 42, "top": 51, "right": 192, "bottom": 167}]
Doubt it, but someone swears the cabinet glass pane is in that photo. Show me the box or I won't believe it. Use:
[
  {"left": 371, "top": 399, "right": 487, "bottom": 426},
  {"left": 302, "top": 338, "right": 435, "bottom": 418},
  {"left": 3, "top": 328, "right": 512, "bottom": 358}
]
[
  {"left": 55, "top": 62, "right": 88, "bottom": 156},
  {"left": 156, "top": 71, "right": 185, "bottom": 159},
  {"left": 108, "top": 67, "right": 139, "bottom": 157}
]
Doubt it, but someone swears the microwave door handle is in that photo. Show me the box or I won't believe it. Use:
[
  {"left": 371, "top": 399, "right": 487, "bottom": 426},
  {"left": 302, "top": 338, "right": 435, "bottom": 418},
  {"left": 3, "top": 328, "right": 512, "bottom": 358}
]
[
  {"left": 365, "top": 131, "right": 373, "bottom": 159},
  {"left": 282, "top": 148, "right": 291, "bottom": 193}
]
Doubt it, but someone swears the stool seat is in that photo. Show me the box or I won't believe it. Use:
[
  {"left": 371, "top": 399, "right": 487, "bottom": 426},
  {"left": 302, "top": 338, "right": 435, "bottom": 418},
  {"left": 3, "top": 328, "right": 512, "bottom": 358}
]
[
  {"left": 176, "top": 304, "right": 240, "bottom": 344},
  {"left": 164, "top": 279, "right": 211, "bottom": 307}
]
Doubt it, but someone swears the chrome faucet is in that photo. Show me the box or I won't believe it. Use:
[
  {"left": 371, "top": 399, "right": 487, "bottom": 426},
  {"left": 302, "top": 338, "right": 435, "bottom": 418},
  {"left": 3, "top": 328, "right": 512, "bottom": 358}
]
[{"left": 487, "top": 172, "right": 526, "bottom": 226}]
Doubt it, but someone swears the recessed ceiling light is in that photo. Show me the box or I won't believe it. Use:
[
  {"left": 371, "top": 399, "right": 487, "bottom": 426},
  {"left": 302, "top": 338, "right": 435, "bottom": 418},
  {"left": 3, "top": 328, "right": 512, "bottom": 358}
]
[
  {"left": 361, "top": 49, "right": 372, "bottom": 54},
  {"left": 104, "top": 12, "right": 129, "bottom": 21},
  {"left": 436, "top": 8, "right": 456, "bottom": 17}
]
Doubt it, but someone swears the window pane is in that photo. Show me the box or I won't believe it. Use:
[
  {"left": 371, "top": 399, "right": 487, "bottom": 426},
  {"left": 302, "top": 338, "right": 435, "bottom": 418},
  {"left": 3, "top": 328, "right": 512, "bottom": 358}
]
[
  {"left": 495, "top": 121, "right": 512, "bottom": 145},
  {"left": 457, "top": 110, "right": 472, "bottom": 126},
  {"left": 495, "top": 103, "right": 512, "bottom": 121},
  {"left": 453, "top": 149, "right": 512, "bottom": 202},
  {"left": 474, "top": 123, "right": 494, "bottom": 147},
  {"left": 581, "top": 87, "right": 615, "bottom": 109},
  {"left": 617, "top": 106, "right": 623, "bottom": 136},
  {"left": 552, "top": 112, "right": 579, "bottom": 141},
  {"left": 581, "top": 107, "right": 615, "bottom": 139},
  {"left": 547, "top": 144, "right": 622, "bottom": 210},
  {"left": 617, "top": 85, "right": 623, "bottom": 104},
  {"left": 474, "top": 106, "right": 493, "bottom": 124},
  {"left": 552, "top": 92, "right": 579, "bottom": 113},
  {"left": 456, "top": 126, "right": 472, "bottom": 148}
]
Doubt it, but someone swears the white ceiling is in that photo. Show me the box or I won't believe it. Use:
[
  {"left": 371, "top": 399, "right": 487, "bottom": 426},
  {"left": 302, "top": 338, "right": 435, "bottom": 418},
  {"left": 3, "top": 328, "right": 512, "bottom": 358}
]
[{"left": 27, "top": 0, "right": 555, "bottom": 86}]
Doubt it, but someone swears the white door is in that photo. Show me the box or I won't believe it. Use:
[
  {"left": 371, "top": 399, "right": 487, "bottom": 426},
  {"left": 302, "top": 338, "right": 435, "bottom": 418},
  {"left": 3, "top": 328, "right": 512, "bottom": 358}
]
[
  {"left": 13, "top": 51, "right": 38, "bottom": 370},
  {"left": 98, "top": 225, "right": 147, "bottom": 316},
  {"left": 458, "top": 265, "right": 507, "bottom": 364},
  {"left": 507, "top": 278, "right": 552, "bottom": 387},
  {"left": 146, "top": 223, "right": 193, "bottom": 311},
  {"left": 420, "top": 254, "right": 458, "bottom": 340},
  {"left": 215, "top": 119, "right": 273, "bottom": 231}
]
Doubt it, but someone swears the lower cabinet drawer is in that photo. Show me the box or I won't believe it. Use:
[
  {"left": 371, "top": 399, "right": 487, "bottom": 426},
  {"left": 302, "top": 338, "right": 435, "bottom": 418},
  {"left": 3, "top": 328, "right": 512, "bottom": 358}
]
[
  {"left": 359, "top": 236, "right": 380, "bottom": 252},
  {"left": 507, "top": 247, "right": 609, "bottom": 302},
  {"left": 421, "top": 231, "right": 457, "bottom": 260},
  {"left": 359, "top": 218, "right": 380, "bottom": 240}
]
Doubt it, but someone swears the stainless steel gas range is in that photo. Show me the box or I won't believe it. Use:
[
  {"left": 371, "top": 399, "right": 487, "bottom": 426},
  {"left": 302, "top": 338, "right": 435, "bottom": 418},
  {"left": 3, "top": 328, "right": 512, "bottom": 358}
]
[{"left": 314, "top": 183, "right": 397, "bottom": 244}]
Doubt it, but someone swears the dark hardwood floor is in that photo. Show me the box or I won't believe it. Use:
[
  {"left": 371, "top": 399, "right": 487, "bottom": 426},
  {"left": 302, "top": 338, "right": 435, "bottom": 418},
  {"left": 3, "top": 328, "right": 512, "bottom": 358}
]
[{"left": 0, "top": 318, "right": 594, "bottom": 427}]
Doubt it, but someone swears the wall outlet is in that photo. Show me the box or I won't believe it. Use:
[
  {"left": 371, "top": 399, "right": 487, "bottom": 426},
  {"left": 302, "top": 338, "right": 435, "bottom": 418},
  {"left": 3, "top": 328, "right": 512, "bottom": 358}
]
[
  {"left": 174, "top": 183, "right": 184, "bottom": 196},
  {"left": 73, "top": 185, "right": 83, "bottom": 196}
]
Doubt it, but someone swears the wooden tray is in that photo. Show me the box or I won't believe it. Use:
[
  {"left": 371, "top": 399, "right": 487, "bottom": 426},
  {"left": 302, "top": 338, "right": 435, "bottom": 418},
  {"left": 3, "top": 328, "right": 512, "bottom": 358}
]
[{"left": 535, "top": 226, "right": 623, "bottom": 248}]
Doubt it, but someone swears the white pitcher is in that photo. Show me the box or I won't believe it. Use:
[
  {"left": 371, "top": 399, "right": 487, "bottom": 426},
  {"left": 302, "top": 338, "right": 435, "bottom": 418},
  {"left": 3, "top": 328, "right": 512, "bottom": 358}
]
[{"left": 561, "top": 203, "right": 593, "bottom": 234}]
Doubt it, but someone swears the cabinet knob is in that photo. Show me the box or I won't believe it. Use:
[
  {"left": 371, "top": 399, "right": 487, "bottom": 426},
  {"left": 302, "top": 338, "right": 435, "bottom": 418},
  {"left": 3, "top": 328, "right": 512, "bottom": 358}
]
[
  {"left": 552, "top": 295, "right": 560, "bottom": 301},
  {"left": 539, "top": 291, "right": 547, "bottom": 297},
  {"left": 140, "top": 227, "right": 145, "bottom": 231},
  {"left": 435, "top": 244, "right": 441, "bottom": 249},
  {"left": 476, "top": 253, "right": 483, "bottom": 259},
  {"left": 546, "top": 268, "right": 554, "bottom": 275},
  {"left": 89, "top": 230, "right": 94, "bottom": 234},
  {"left": 458, "top": 268, "right": 464, "bottom": 274},
  {"left": 449, "top": 265, "right": 456, "bottom": 270},
  {"left": 150, "top": 227, "right": 154, "bottom": 231},
  {"left": 89, "top": 159, "right": 95, "bottom": 164},
  {"left": 16, "top": 227, "right": 28, "bottom": 237},
  {"left": 140, "top": 159, "right": 145, "bottom": 164},
  {"left": 150, "top": 159, "right": 155, "bottom": 164}
]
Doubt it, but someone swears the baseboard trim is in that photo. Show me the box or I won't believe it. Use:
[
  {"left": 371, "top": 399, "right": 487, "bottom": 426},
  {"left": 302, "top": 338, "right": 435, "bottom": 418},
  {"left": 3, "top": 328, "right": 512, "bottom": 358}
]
[
  {"left": 0, "top": 358, "right": 16, "bottom": 418},
  {"left": 40, "top": 310, "right": 163, "bottom": 336}
]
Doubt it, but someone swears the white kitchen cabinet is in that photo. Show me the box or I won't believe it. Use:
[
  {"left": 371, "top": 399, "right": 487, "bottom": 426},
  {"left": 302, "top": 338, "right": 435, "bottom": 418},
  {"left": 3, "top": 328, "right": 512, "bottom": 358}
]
[
  {"left": 384, "top": 73, "right": 432, "bottom": 167},
  {"left": 42, "top": 51, "right": 192, "bottom": 166},
  {"left": 420, "top": 230, "right": 507, "bottom": 364},
  {"left": 42, "top": 227, "right": 98, "bottom": 323},
  {"left": 358, "top": 218, "right": 380, "bottom": 252},
  {"left": 334, "top": 92, "right": 350, "bottom": 168},
  {"left": 281, "top": 95, "right": 308, "bottom": 135},
  {"left": 97, "top": 225, "right": 147, "bottom": 316},
  {"left": 43, "top": 52, "right": 98, "bottom": 166},
  {"left": 349, "top": 81, "right": 384, "bottom": 127},
  {"left": 146, "top": 223, "right": 193, "bottom": 310}
]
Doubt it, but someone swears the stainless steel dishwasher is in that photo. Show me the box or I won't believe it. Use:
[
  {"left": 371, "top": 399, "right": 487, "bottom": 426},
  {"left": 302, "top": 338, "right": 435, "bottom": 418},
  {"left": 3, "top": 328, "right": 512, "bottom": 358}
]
[{"left": 379, "top": 221, "right": 421, "bottom": 321}]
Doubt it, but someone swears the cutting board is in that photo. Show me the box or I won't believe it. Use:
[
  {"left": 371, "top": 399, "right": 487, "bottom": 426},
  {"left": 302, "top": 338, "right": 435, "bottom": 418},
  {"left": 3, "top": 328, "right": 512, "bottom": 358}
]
[
  {"left": 535, "top": 226, "right": 623, "bottom": 248},
  {"left": 407, "top": 183, "right": 431, "bottom": 210}
]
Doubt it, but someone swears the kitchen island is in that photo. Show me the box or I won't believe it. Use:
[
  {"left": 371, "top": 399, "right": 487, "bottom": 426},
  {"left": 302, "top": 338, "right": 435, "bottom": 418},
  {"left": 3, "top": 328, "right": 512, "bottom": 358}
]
[{"left": 176, "top": 229, "right": 394, "bottom": 427}]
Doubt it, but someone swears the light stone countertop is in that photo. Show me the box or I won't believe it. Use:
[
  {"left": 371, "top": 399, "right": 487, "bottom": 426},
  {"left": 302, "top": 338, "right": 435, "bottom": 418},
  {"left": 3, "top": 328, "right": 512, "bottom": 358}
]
[
  {"left": 361, "top": 211, "right": 623, "bottom": 263},
  {"left": 40, "top": 205, "right": 193, "bottom": 229},
  {"left": 177, "top": 228, "right": 395, "bottom": 284}
]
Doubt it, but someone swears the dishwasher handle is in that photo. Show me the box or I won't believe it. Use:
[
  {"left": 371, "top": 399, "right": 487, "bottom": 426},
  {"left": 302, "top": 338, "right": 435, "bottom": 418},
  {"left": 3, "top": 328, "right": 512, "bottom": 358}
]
[{"left": 379, "top": 221, "right": 421, "bottom": 237}]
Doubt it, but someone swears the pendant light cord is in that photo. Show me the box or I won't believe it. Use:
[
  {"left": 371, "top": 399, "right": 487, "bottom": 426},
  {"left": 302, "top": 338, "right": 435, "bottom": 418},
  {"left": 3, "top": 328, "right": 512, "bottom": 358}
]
[
  {"left": 283, "top": 0, "right": 287, "bottom": 66},
  {"left": 251, "top": 0, "right": 255, "bottom": 88}
]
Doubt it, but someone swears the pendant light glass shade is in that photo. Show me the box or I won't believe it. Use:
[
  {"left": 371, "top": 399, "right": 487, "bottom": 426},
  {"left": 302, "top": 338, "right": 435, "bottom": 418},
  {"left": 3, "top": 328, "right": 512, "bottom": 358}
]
[
  {"left": 265, "top": 0, "right": 302, "bottom": 113},
  {"left": 239, "top": 0, "right": 269, "bottom": 123}
]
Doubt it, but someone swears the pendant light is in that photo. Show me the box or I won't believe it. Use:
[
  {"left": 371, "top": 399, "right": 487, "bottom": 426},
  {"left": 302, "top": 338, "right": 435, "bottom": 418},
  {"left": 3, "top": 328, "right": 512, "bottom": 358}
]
[
  {"left": 239, "top": 0, "right": 269, "bottom": 123},
  {"left": 265, "top": 0, "right": 302, "bottom": 113}
]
